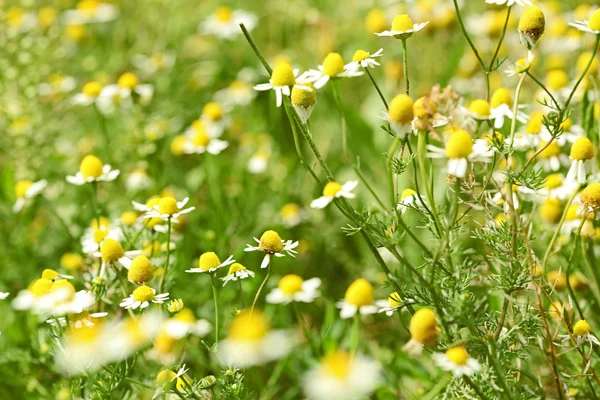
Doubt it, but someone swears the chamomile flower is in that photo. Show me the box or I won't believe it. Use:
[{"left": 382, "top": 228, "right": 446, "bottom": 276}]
[
  {"left": 337, "top": 278, "right": 378, "bottom": 319},
  {"left": 541, "top": 119, "right": 584, "bottom": 145},
  {"left": 219, "top": 309, "right": 294, "bottom": 368},
  {"left": 303, "top": 52, "right": 363, "bottom": 89},
  {"left": 518, "top": 6, "right": 545, "bottom": 50},
  {"left": 62, "top": 0, "right": 119, "bottom": 24},
  {"left": 127, "top": 255, "right": 154, "bottom": 284},
  {"left": 266, "top": 275, "right": 321, "bottom": 304},
  {"left": 539, "top": 198, "right": 562, "bottom": 224},
  {"left": 221, "top": 263, "right": 255, "bottom": 286},
  {"left": 302, "top": 350, "right": 381, "bottom": 400},
  {"left": 376, "top": 292, "right": 408, "bottom": 316},
  {"left": 521, "top": 173, "right": 577, "bottom": 201},
  {"left": 47, "top": 311, "right": 108, "bottom": 329},
  {"left": 536, "top": 141, "right": 569, "bottom": 172},
  {"left": 254, "top": 62, "right": 312, "bottom": 107},
  {"left": 383, "top": 94, "right": 414, "bottom": 137},
  {"left": 0, "top": 292, "right": 9, "bottom": 300},
  {"left": 214, "top": 80, "right": 257, "bottom": 106},
  {"left": 569, "top": 9, "right": 600, "bottom": 35},
  {"left": 311, "top": 181, "right": 359, "bottom": 209},
  {"left": 200, "top": 7, "right": 257, "bottom": 40},
  {"left": 280, "top": 203, "right": 304, "bottom": 228},
  {"left": 244, "top": 230, "right": 299, "bottom": 269},
  {"left": 567, "top": 137, "right": 595, "bottom": 184},
  {"left": 580, "top": 183, "right": 600, "bottom": 213},
  {"left": 95, "top": 238, "right": 141, "bottom": 275},
  {"left": 126, "top": 168, "right": 152, "bottom": 191},
  {"left": 35, "top": 280, "right": 96, "bottom": 317},
  {"left": 427, "top": 130, "right": 493, "bottom": 178},
  {"left": 403, "top": 308, "right": 439, "bottom": 356},
  {"left": 201, "top": 102, "right": 230, "bottom": 137},
  {"left": 38, "top": 74, "right": 76, "bottom": 97},
  {"left": 433, "top": 346, "right": 482, "bottom": 377},
  {"left": 490, "top": 88, "right": 528, "bottom": 129},
  {"left": 183, "top": 126, "right": 229, "bottom": 155},
  {"left": 468, "top": 99, "right": 493, "bottom": 121},
  {"left": 98, "top": 72, "right": 154, "bottom": 110},
  {"left": 71, "top": 81, "right": 103, "bottom": 107},
  {"left": 291, "top": 82, "right": 317, "bottom": 123},
  {"left": 185, "top": 252, "right": 235, "bottom": 274},
  {"left": 397, "top": 188, "right": 427, "bottom": 213},
  {"left": 132, "top": 51, "right": 176, "bottom": 76},
  {"left": 12, "top": 179, "right": 47, "bottom": 213},
  {"left": 345, "top": 48, "right": 384, "bottom": 70},
  {"left": 509, "top": 111, "right": 544, "bottom": 150},
  {"left": 66, "top": 155, "right": 120, "bottom": 185},
  {"left": 559, "top": 319, "right": 600, "bottom": 346},
  {"left": 375, "top": 14, "right": 429, "bottom": 39},
  {"left": 486, "top": 0, "right": 532, "bottom": 6},
  {"left": 163, "top": 308, "right": 211, "bottom": 339},
  {"left": 143, "top": 196, "right": 195, "bottom": 222},
  {"left": 505, "top": 51, "right": 534, "bottom": 77},
  {"left": 80, "top": 219, "right": 123, "bottom": 254},
  {"left": 247, "top": 150, "right": 270, "bottom": 174},
  {"left": 120, "top": 286, "right": 169, "bottom": 310}
]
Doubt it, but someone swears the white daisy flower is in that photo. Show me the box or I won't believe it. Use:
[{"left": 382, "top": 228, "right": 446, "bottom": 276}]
[
  {"left": 125, "top": 169, "right": 152, "bottom": 191},
  {"left": 200, "top": 102, "right": 231, "bottom": 138},
  {"left": 47, "top": 312, "right": 108, "bottom": 329},
  {"left": 280, "top": 203, "right": 304, "bottom": 228},
  {"left": 200, "top": 7, "right": 257, "bottom": 40},
  {"left": 71, "top": 81, "right": 104, "bottom": 108},
  {"left": 163, "top": 309, "right": 211, "bottom": 339},
  {"left": 520, "top": 174, "right": 578, "bottom": 201},
  {"left": 66, "top": 155, "right": 119, "bottom": 185},
  {"left": 182, "top": 130, "right": 229, "bottom": 155},
  {"left": 254, "top": 62, "right": 312, "bottom": 107},
  {"left": 397, "top": 188, "right": 427, "bottom": 214},
  {"left": 559, "top": 320, "right": 600, "bottom": 347},
  {"left": 569, "top": 10, "right": 600, "bottom": 35},
  {"left": 344, "top": 48, "right": 383, "bottom": 70},
  {"left": 376, "top": 292, "right": 412, "bottom": 316},
  {"left": 302, "top": 351, "right": 381, "bottom": 400},
  {"left": 505, "top": 51, "right": 534, "bottom": 77},
  {"left": 244, "top": 230, "right": 299, "bottom": 269},
  {"left": 131, "top": 51, "right": 176, "bottom": 76},
  {"left": 266, "top": 275, "right": 321, "bottom": 304},
  {"left": 566, "top": 137, "right": 596, "bottom": 185},
  {"left": 220, "top": 263, "right": 255, "bottom": 286},
  {"left": 186, "top": 252, "right": 236, "bottom": 274},
  {"left": 12, "top": 179, "right": 47, "bottom": 213},
  {"left": 80, "top": 222, "right": 123, "bottom": 255},
  {"left": 311, "top": 180, "right": 358, "bottom": 209},
  {"left": 247, "top": 151, "right": 270, "bottom": 174},
  {"left": 142, "top": 196, "right": 195, "bottom": 222},
  {"left": 485, "top": 0, "right": 532, "bottom": 6},
  {"left": 375, "top": 14, "right": 429, "bottom": 39},
  {"left": 61, "top": 1, "right": 119, "bottom": 24},
  {"left": 0, "top": 292, "right": 8, "bottom": 300},
  {"left": 94, "top": 238, "right": 141, "bottom": 276},
  {"left": 303, "top": 52, "right": 363, "bottom": 89},
  {"left": 120, "top": 286, "right": 169, "bottom": 310},
  {"left": 433, "top": 346, "right": 482, "bottom": 377},
  {"left": 427, "top": 131, "right": 493, "bottom": 178},
  {"left": 336, "top": 279, "right": 378, "bottom": 319}
]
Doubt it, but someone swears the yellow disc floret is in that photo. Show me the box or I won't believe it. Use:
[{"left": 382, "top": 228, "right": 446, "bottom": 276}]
[
  {"left": 546, "top": 70, "right": 569, "bottom": 91},
  {"left": 573, "top": 319, "right": 592, "bottom": 336},
  {"left": 445, "top": 130, "right": 473, "bottom": 159},
  {"left": 446, "top": 346, "right": 469, "bottom": 366},
  {"left": 199, "top": 252, "right": 221, "bottom": 271},
  {"left": 79, "top": 155, "right": 104, "bottom": 179},
  {"left": 82, "top": 81, "right": 102, "bottom": 97},
  {"left": 491, "top": 88, "right": 512, "bottom": 108},
  {"left": 581, "top": 182, "right": 600, "bottom": 209},
  {"left": 278, "top": 274, "right": 304, "bottom": 295},
  {"left": 259, "top": 230, "right": 283, "bottom": 253},
  {"left": 391, "top": 14, "right": 414, "bottom": 32},
  {"left": 42, "top": 269, "right": 60, "bottom": 280},
  {"left": 401, "top": 188, "right": 417, "bottom": 199},
  {"left": 270, "top": 62, "right": 296, "bottom": 87},
  {"left": 588, "top": 9, "right": 600, "bottom": 31},
  {"left": 388, "top": 292, "right": 401, "bottom": 307},
  {"left": 31, "top": 278, "right": 53, "bottom": 296},
  {"left": 291, "top": 83, "right": 316, "bottom": 108},
  {"left": 61, "top": 253, "right": 83, "bottom": 271},
  {"left": 352, "top": 50, "right": 371, "bottom": 62},
  {"left": 344, "top": 278, "right": 374, "bottom": 307},
  {"left": 100, "top": 238, "right": 125, "bottom": 263},
  {"left": 228, "top": 309, "right": 269, "bottom": 341},
  {"left": 469, "top": 99, "right": 491, "bottom": 118},
  {"left": 322, "top": 52, "right": 345, "bottom": 77},
  {"left": 538, "top": 141, "right": 561, "bottom": 159},
  {"left": 409, "top": 307, "right": 438, "bottom": 344},
  {"left": 323, "top": 181, "right": 342, "bottom": 197},
  {"left": 365, "top": 8, "right": 387, "bottom": 34},
  {"left": 158, "top": 196, "right": 179, "bottom": 215},
  {"left": 202, "top": 102, "right": 224, "bottom": 121},
  {"left": 570, "top": 137, "right": 594, "bottom": 161},
  {"left": 118, "top": 72, "right": 139, "bottom": 89},
  {"left": 518, "top": 6, "right": 545, "bottom": 47},
  {"left": 388, "top": 94, "right": 414, "bottom": 124},
  {"left": 132, "top": 286, "right": 155, "bottom": 302},
  {"left": 15, "top": 180, "right": 32, "bottom": 199},
  {"left": 228, "top": 262, "right": 246, "bottom": 275},
  {"left": 413, "top": 96, "right": 437, "bottom": 119},
  {"left": 540, "top": 198, "right": 562, "bottom": 223},
  {"left": 215, "top": 7, "right": 233, "bottom": 22},
  {"left": 128, "top": 255, "right": 154, "bottom": 283},
  {"left": 321, "top": 350, "right": 352, "bottom": 378}
]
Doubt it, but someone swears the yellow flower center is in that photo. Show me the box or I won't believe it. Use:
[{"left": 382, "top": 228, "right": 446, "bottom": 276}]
[
  {"left": 132, "top": 286, "right": 155, "bottom": 302},
  {"left": 175, "top": 308, "right": 196, "bottom": 322},
  {"left": 413, "top": 96, "right": 437, "bottom": 119},
  {"left": 69, "top": 322, "right": 102, "bottom": 344},
  {"left": 120, "top": 211, "right": 138, "bottom": 226},
  {"left": 401, "top": 188, "right": 417, "bottom": 199},
  {"left": 91, "top": 216, "right": 110, "bottom": 229},
  {"left": 388, "top": 292, "right": 401, "bottom": 307},
  {"left": 128, "top": 255, "right": 154, "bottom": 283},
  {"left": 445, "top": 346, "right": 469, "bottom": 366},
  {"left": 515, "top": 58, "right": 529, "bottom": 73},
  {"left": 199, "top": 252, "right": 221, "bottom": 271},
  {"left": 518, "top": 6, "right": 545, "bottom": 36},
  {"left": 259, "top": 230, "right": 284, "bottom": 253},
  {"left": 42, "top": 269, "right": 60, "bottom": 280},
  {"left": 490, "top": 88, "right": 512, "bottom": 108},
  {"left": 322, "top": 52, "right": 345, "bottom": 77},
  {"left": 270, "top": 63, "right": 296, "bottom": 87},
  {"left": 352, "top": 50, "right": 370, "bottom": 62},
  {"left": 39, "top": 7, "right": 57, "bottom": 27},
  {"left": 281, "top": 203, "right": 300, "bottom": 218},
  {"left": 79, "top": 155, "right": 104, "bottom": 179},
  {"left": 278, "top": 274, "right": 304, "bottom": 295},
  {"left": 573, "top": 319, "right": 592, "bottom": 336},
  {"left": 228, "top": 310, "right": 269, "bottom": 341},
  {"left": 445, "top": 130, "right": 473, "bottom": 159},
  {"left": 156, "top": 370, "right": 176, "bottom": 386},
  {"left": 526, "top": 111, "right": 544, "bottom": 134},
  {"left": 365, "top": 8, "right": 387, "bottom": 34},
  {"left": 291, "top": 82, "right": 316, "bottom": 108},
  {"left": 167, "top": 299, "right": 184, "bottom": 313},
  {"left": 469, "top": 99, "right": 491, "bottom": 117},
  {"left": 100, "top": 238, "right": 125, "bottom": 263},
  {"left": 409, "top": 307, "right": 438, "bottom": 344},
  {"left": 61, "top": 253, "right": 83, "bottom": 271},
  {"left": 228, "top": 262, "right": 246, "bottom": 275},
  {"left": 202, "top": 102, "right": 224, "bottom": 121},
  {"left": 588, "top": 9, "right": 600, "bottom": 31},
  {"left": 570, "top": 137, "right": 595, "bottom": 161},
  {"left": 93, "top": 228, "right": 108, "bottom": 243},
  {"left": 118, "top": 72, "right": 139, "bottom": 89},
  {"left": 31, "top": 278, "right": 53, "bottom": 296},
  {"left": 545, "top": 174, "right": 563, "bottom": 189},
  {"left": 344, "top": 278, "right": 374, "bottom": 307},
  {"left": 321, "top": 351, "right": 352, "bottom": 378},
  {"left": 323, "top": 181, "right": 343, "bottom": 197},
  {"left": 581, "top": 182, "right": 600, "bottom": 209},
  {"left": 158, "top": 196, "right": 179, "bottom": 215},
  {"left": 192, "top": 130, "right": 210, "bottom": 148},
  {"left": 50, "top": 280, "right": 76, "bottom": 298},
  {"left": 215, "top": 7, "right": 233, "bottom": 22},
  {"left": 15, "top": 180, "right": 32, "bottom": 199},
  {"left": 546, "top": 69, "right": 569, "bottom": 91},
  {"left": 391, "top": 14, "right": 414, "bottom": 32},
  {"left": 540, "top": 198, "right": 562, "bottom": 223},
  {"left": 171, "top": 135, "right": 188, "bottom": 156},
  {"left": 538, "top": 141, "right": 561, "bottom": 158},
  {"left": 82, "top": 81, "right": 102, "bottom": 97},
  {"left": 388, "top": 94, "right": 414, "bottom": 124},
  {"left": 6, "top": 8, "right": 23, "bottom": 26}
]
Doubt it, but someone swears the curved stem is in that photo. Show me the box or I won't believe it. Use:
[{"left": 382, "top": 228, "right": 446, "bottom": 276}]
[
  {"left": 401, "top": 39, "right": 409, "bottom": 95},
  {"left": 489, "top": 6, "right": 512, "bottom": 71},
  {"left": 417, "top": 131, "right": 443, "bottom": 235},
  {"left": 251, "top": 264, "right": 271, "bottom": 315}
]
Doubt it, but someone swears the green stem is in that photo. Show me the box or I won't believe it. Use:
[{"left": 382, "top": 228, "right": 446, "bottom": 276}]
[
  {"left": 564, "top": 35, "right": 600, "bottom": 111},
  {"left": 158, "top": 217, "right": 172, "bottom": 293},
  {"left": 542, "top": 188, "right": 579, "bottom": 272},
  {"left": 566, "top": 218, "right": 587, "bottom": 320},
  {"left": 211, "top": 273, "right": 220, "bottom": 346},
  {"left": 387, "top": 137, "right": 401, "bottom": 208},
  {"left": 350, "top": 313, "right": 360, "bottom": 355},
  {"left": 489, "top": 6, "right": 511, "bottom": 71},
  {"left": 93, "top": 103, "right": 111, "bottom": 158},
  {"left": 365, "top": 68, "right": 388, "bottom": 109},
  {"left": 417, "top": 131, "right": 443, "bottom": 234},
  {"left": 582, "top": 237, "right": 600, "bottom": 313},
  {"left": 292, "top": 302, "right": 318, "bottom": 355},
  {"left": 251, "top": 264, "right": 271, "bottom": 314},
  {"left": 331, "top": 80, "right": 349, "bottom": 159},
  {"left": 488, "top": 340, "right": 516, "bottom": 400},
  {"left": 401, "top": 39, "right": 409, "bottom": 95},
  {"left": 507, "top": 73, "right": 527, "bottom": 154}
]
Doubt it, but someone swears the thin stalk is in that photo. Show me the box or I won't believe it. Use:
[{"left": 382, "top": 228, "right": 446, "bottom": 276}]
[
  {"left": 350, "top": 313, "right": 360, "bottom": 355},
  {"left": 401, "top": 39, "right": 409, "bottom": 95},
  {"left": 417, "top": 131, "right": 443, "bottom": 234},
  {"left": 489, "top": 6, "right": 512, "bottom": 71},
  {"left": 387, "top": 137, "right": 401, "bottom": 208},
  {"left": 364, "top": 68, "right": 388, "bottom": 109},
  {"left": 251, "top": 264, "right": 271, "bottom": 315},
  {"left": 542, "top": 188, "right": 579, "bottom": 271},
  {"left": 507, "top": 73, "right": 527, "bottom": 154},
  {"left": 211, "top": 273, "right": 220, "bottom": 346},
  {"left": 582, "top": 237, "right": 600, "bottom": 313},
  {"left": 564, "top": 35, "right": 600, "bottom": 111},
  {"left": 566, "top": 218, "right": 586, "bottom": 320},
  {"left": 158, "top": 217, "right": 172, "bottom": 293}
]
